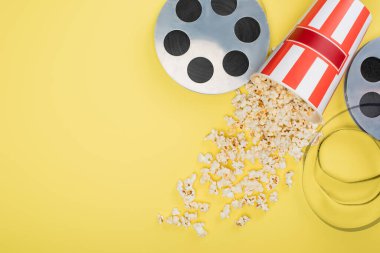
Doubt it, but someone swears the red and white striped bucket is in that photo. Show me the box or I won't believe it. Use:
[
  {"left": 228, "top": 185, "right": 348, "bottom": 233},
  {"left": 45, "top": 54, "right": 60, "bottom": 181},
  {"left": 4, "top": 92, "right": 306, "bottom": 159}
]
[{"left": 255, "top": 0, "right": 372, "bottom": 122}]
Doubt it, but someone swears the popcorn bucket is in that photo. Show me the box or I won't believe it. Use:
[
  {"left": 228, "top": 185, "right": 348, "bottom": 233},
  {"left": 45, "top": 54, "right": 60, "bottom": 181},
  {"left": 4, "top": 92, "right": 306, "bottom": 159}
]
[{"left": 255, "top": 0, "right": 372, "bottom": 122}]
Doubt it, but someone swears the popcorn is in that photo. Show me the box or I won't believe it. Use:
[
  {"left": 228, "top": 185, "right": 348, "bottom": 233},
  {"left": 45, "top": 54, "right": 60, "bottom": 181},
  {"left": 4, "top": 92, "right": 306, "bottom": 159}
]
[
  {"left": 199, "top": 203, "right": 210, "bottom": 213},
  {"left": 236, "top": 216, "right": 250, "bottom": 227},
  {"left": 248, "top": 170, "right": 263, "bottom": 180},
  {"left": 184, "top": 212, "right": 198, "bottom": 221},
  {"left": 242, "top": 179, "right": 264, "bottom": 195},
  {"left": 278, "top": 159, "right": 287, "bottom": 169},
  {"left": 220, "top": 204, "right": 231, "bottom": 219},
  {"left": 180, "top": 216, "right": 191, "bottom": 228},
  {"left": 210, "top": 161, "right": 220, "bottom": 174},
  {"left": 232, "top": 161, "right": 245, "bottom": 175},
  {"left": 205, "top": 129, "right": 218, "bottom": 142},
  {"left": 216, "top": 152, "right": 228, "bottom": 164},
  {"left": 160, "top": 176, "right": 209, "bottom": 233},
  {"left": 286, "top": 171, "right": 295, "bottom": 188},
  {"left": 198, "top": 153, "right": 213, "bottom": 164},
  {"left": 184, "top": 174, "right": 197, "bottom": 187},
  {"left": 209, "top": 181, "right": 219, "bottom": 195},
  {"left": 160, "top": 76, "right": 320, "bottom": 237},
  {"left": 256, "top": 193, "right": 269, "bottom": 212},
  {"left": 232, "top": 161, "right": 244, "bottom": 170},
  {"left": 185, "top": 201, "right": 199, "bottom": 210},
  {"left": 157, "top": 214, "right": 164, "bottom": 224},
  {"left": 267, "top": 175, "right": 280, "bottom": 190},
  {"left": 231, "top": 199, "right": 243, "bottom": 209},
  {"left": 222, "top": 188, "right": 235, "bottom": 199},
  {"left": 177, "top": 174, "right": 197, "bottom": 204},
  {"left": 227, "top": 150, "right": 237, "bottom": 161},
  {"left": 231, "top": 184, "right": 243, "bottom": 194},
  {"left": 225, "top": 116, "right": 237, "bottom": 126},
  {"left": 193, "top": 223, "right": 207, "bottom": 237},
  {"left": 171, "top": 208, "right": 181, "bottom": 216},
  {"left": 217, "top": 178, "right": 232, "bottom": 189},
  {"left": 270, "top": 192, "right": 279, "bottom": 203},
  {"left": 200, "top": 168, "right": 211, "bottom": 184},
  {"left": 269, "top": 175, "right": 279, "bottom": 185},
  {"left": 243, "top": 195, "right": 256, "bottom": 206},
  {"left": 216, "top": 167, "right": 233, "bottom": 179},
  {"left": 184, "top": 201, "right": 210, "bottom": 213},
  {"left": 166, "top": 215, "right": 181, "bottom": 226}
]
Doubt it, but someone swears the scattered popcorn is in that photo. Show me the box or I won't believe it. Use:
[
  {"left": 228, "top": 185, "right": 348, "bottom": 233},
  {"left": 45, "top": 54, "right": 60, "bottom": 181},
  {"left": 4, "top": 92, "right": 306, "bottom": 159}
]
[
  {"left": 270, "top": 192, "right": 279, "bottom": 202},
  {"left": 198, "top": 153, "right": 213, "bottom": 164},
  {"left": 171, "top": 208, "right": 180, "bottom": 216},
  {"left": 216, "top": 152, "right": 228, "bottom": 164},
  {"left": 177, "top": 174, "right": 197, "bottom": 204},
  {"left": 199, "top": 203, "right": 210, "bottom": 213},
  {"left": 222, "top": 188, "right": 235, "bottom": 199},
  {"left": 241, "top": 178, "right": 264, "bottom": 195},
  {"left": 256, "top": 193, "right": 269, "bottom": 211},
  {"left": 184, "top": 212, "right": 198, "bottom": 221},
  {"left": 236, "top": 216, "right": 250, "bottom": 226},
  {"left": 180, "top": 216, "right": 191, "bottom": 228},
  {"left": 232, "top": 161, "right": 245, "bottom": 175},
  {"left": 200, "top": 168, "right": 211, "bottom": 184},
  {"left": 225, "top": 116, "right": 237, "bottom": 126},
  {"left": 210, "top": 161, "right": 220, "bottom": 174},
  {"left": 205, "top": 129, "right": 218, "bottom": 142},
  {"left": 185, "top": 174, "right": 197, "bottom": 186},
  {"left": 209, "top": 181, "right": 219, "bottom": 195},
  {"left": 220, "top": 204, "right": 231, "bottom": 219},
  {"left": 184, "top": 201, "right": 210, "bottom": 213},
  {"left": 216, "top": 167, "right": 234, "bottom": 180},
  {"left": 217, "top": 178, "right": 232, "bottom": 189},
  {"left": 286, "top": 171, "right": 295, "bottom": 188},
  {"left": 243, "top": 195, "right": 256, "bottom": 206},
  {"left": 269, "top": 175, "right": 279, "bottom": 185},
  {"left": 159, "top": 175, "right": 209, "bottom": 233},
  {"left": 267, "top": 175, "right": 280, "bottom": 190},
  {"left": 157, "top": 214, "right": 164, "bottom": 224},
  {"left": 231, "top": 199, "right": 243, "bottom": 209},
  {"left": 193, "top": 223, "right": 207, "bottom": 237},
  {"left": 166, "top": 215, "right": 181, "bottom": 226},
  {"left": 231, "top": 184, "right": 243, "bottom": 194},
  {"left": 160, "top": 75, "right": 321, "bottom": 237},
  {"left": 244, "top": 148, "right": 255, "bottom": 163}
]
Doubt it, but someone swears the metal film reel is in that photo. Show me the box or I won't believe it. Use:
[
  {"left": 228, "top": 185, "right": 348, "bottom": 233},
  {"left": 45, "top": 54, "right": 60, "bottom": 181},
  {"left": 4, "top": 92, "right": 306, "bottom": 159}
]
[{"left": 155, "top": 0, "right": 270, "bottom": 94}]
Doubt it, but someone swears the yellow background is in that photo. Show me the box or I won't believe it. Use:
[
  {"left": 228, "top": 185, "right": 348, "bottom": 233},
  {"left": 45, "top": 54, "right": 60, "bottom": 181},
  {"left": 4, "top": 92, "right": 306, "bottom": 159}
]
[{"left": 0, "top": 0, "right": 379, "bottom": 252}]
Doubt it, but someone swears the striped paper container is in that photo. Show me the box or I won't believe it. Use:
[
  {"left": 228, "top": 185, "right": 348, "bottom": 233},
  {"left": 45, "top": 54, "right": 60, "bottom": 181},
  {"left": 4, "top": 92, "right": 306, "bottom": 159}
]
[{"left": 255, "top": 0, "right": 372, "bottom": 122}]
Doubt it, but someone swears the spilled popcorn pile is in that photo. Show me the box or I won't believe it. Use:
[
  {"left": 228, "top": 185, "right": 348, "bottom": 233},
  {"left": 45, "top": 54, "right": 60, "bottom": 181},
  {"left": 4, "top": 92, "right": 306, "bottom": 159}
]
[{"left": 158, "top": 75, "right": 320, "bottom": 237}]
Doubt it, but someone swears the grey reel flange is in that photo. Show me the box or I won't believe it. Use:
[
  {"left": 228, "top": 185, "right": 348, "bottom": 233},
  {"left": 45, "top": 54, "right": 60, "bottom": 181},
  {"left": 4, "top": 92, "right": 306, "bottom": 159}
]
[
  {"left": 345, "top": 38, "right": 380, "bottom": 140},
  {"left": 154, "top": 0, "right": 270, "bottom": 94}
]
